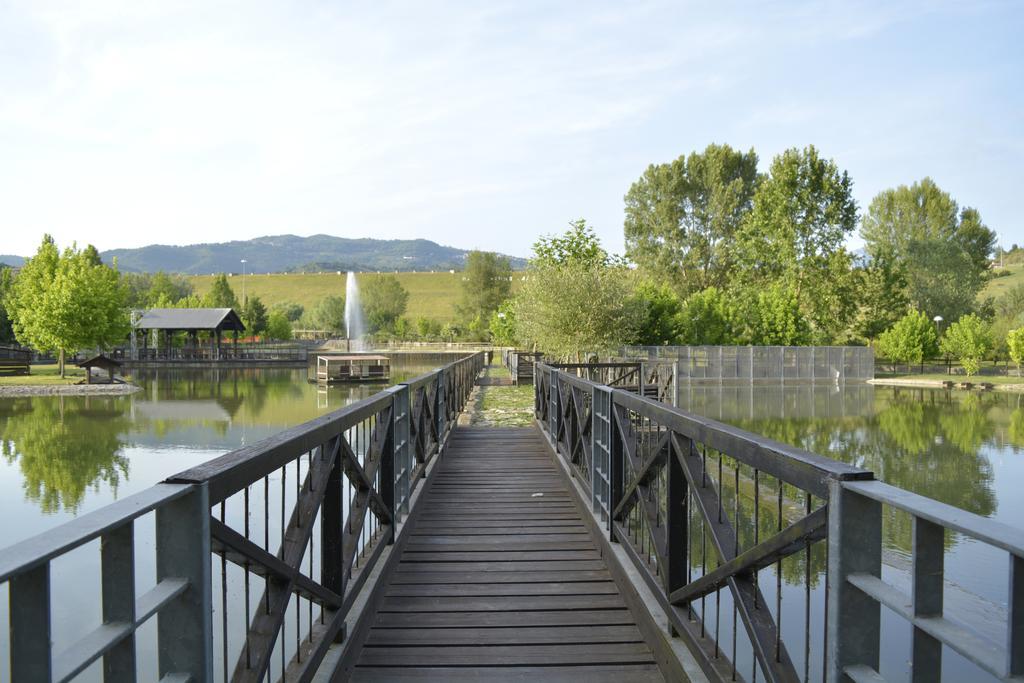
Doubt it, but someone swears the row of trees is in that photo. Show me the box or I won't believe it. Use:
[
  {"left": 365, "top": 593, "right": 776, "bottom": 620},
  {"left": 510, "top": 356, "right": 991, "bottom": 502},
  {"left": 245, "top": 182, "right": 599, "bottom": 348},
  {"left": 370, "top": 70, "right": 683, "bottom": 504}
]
[{"left": 482, "top": 143, "right": 1000, "bottom": 359}]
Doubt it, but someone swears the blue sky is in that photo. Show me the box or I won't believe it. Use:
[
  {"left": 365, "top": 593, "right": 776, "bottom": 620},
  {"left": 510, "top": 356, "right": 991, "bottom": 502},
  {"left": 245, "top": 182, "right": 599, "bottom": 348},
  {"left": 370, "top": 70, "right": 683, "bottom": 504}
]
[{"left": 1, "top": 0, "right": 1021, "bottom": 259}]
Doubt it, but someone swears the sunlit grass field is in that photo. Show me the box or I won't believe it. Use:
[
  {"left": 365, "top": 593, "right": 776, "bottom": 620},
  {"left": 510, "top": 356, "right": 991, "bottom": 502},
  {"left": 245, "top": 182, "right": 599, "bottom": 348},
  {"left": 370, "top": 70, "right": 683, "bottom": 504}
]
[
  {"left": 190, "top": 271, "right": 525, "bottom": 323},
  {"left": 982, "top": 264, "right": 1024, "bottom": 301}
]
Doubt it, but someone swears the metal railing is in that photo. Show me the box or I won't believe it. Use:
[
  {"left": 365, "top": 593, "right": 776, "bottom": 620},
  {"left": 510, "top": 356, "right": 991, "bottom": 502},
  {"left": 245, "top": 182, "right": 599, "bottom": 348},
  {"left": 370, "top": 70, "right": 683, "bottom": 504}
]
[
  {"left": 622, "top": 346, "right": 875, "bottom": 383},
  {"left": 502, "top": 349, "right": 542, "bottom": 385},
  {"left": 0, "top": 351, "right": 485, "bottom": 682},
  {"left": 534, "top": 362, "right": 1023, "bottom": 682}
]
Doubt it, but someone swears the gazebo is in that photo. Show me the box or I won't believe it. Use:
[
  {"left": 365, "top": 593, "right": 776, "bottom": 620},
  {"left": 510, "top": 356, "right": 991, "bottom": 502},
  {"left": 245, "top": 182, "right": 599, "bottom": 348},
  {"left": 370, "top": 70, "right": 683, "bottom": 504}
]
[
  {"left": 134, "top": 308, "right": 246, "bottom": 360},
  {"left": 77, "top": 354, "right": 121, "bottom": 384}
]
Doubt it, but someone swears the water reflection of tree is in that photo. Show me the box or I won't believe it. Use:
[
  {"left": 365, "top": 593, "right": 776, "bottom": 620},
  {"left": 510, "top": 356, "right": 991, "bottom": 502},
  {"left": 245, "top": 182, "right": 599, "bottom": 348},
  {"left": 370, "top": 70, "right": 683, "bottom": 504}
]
[
  {"left": 0, "top": 396, "right": 130, "bottom": 513},
  {"left": 729, "top": 389, "right": 998, "bottom": 557}
]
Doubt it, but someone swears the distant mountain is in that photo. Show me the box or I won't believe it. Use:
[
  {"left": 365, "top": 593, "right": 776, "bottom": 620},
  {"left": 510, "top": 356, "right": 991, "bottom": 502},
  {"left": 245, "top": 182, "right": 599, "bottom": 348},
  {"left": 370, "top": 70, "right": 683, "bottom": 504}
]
[
  {"left": 99, "top": 235, "right": 528, "bottom": 274},
  {"left": 0, "top": 255, "right": 25, "bottom": 268}
]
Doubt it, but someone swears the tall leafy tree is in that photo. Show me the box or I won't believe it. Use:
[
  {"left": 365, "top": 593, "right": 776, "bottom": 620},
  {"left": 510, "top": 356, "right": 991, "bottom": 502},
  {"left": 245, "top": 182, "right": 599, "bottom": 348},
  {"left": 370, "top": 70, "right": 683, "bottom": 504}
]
[
  {"left": 204, "top": 274, "right": 239, "bottom": 309},
  {"left": 677, "top": 287, "right": 736, "bottom": 345},
  {"left": 362, "top": 275, "right": 409, "bottom": 333},
  {"left": 6, "top": 236, "right": 129, "bottom": 376},
  {"left": 860, "top": 178, "right": 995, "bottom": 320},
  {"left": 515, "top": 221, "right": 642, "bottom": 359},
  {"left": 732, "top": 145, "right": 858, "bottom": 341},
  {"left": 624, "top": 144, "right": 759, "bottom": 294},
  {"left": 305, "top": 296, "right": 346, "bottom": 333},
  {"left": 242, "top": 296, "right": 269, "bottom": 335},
  {"left": 632, "top": 282, "right": 684, "bottom": 345},
  {"left": 457, "top": 251, "right": 512, "bottom": 325},
  {"left": 849, "top": 251, "right": 910, "bottom": 343},
  {"left": 0, "top": 267, "right": 15, "bottom": 344}
]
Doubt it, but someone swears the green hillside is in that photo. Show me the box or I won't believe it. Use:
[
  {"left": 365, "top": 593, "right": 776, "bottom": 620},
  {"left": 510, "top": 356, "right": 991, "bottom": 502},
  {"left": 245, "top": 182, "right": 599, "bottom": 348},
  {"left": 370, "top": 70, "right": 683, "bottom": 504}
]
[
  {"left": 190, "top": 271, "right": 524, "bottom": 324},
  {"left": 982, "top": 265, "right": 1024, "bottom": 301}
]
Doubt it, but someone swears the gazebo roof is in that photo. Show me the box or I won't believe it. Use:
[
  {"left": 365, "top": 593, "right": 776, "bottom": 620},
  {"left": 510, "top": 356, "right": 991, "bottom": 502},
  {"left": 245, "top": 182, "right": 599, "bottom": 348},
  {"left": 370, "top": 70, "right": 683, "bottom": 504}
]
[
  {"left": 135, "top": 308, "right": 245, "bottom": 331},
  {"left": 77, "top": 354, "right": 121, "bottom": 370}
]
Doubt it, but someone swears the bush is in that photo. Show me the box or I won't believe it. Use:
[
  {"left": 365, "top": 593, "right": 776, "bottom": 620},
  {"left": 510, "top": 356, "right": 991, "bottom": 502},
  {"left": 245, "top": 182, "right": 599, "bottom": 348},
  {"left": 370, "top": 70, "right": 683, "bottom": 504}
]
[{"left": 876, "top": 310, "right": 938, "bottom": 371}]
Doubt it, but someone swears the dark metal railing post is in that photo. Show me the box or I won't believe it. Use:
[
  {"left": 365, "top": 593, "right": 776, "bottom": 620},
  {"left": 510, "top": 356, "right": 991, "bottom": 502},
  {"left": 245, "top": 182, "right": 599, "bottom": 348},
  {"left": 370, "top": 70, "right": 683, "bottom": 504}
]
[
  {"left": 666, "top": 435, "right": 687, "bottom": 603},
  {"left": 156, "top": 483, "right": 213, "bottom": 681},
  {"left": 380, "top": 400, "right": 397, "bottom": 544},
  {"left": 549, "top": 367, "right": 560, "bottom": 447},
  {"left": 826, "top": 479, "right": 882, "bottom": 681},
  {"left": 608, "top": 393, "right": 624, "bottom": 538},
  {"left": 393, "top": 385, "right": 412, "bottom": 520},
  {"left": 322, "top": 435, "right": 345, "bottom": 605}
]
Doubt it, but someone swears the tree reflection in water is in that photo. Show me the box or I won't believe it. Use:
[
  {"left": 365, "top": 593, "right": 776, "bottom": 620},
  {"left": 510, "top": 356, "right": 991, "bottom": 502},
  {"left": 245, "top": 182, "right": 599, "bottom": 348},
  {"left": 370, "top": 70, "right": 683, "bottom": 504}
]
[{"left": 0, "top": 395, "right": 130, "bottom": 513}]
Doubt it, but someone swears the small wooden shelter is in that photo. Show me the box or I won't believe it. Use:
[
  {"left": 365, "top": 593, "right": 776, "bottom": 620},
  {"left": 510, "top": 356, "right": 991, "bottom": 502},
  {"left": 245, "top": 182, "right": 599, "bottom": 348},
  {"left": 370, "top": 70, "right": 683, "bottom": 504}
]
[
  {"left": 77, "top": 354, "right": 121, "bottom": 384},
  {"left": 316, "top": 355, "right": 390, "bottom": 384}
]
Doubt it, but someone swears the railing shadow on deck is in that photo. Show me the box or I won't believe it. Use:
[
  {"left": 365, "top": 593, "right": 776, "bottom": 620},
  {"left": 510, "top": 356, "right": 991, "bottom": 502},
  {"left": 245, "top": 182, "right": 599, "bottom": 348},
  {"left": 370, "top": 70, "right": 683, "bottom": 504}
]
[
  {"left": 534, "top": 362, "right": 1024, "bottom": 683},
  {"left": 0, "top": 352, "right": 485, "bottom": 682}
]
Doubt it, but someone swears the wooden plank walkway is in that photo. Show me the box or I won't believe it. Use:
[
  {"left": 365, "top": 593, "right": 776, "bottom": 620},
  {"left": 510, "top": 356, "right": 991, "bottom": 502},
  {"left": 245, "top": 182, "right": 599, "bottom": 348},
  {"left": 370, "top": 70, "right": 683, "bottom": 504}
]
[{"left": 349, "top": 426, "right": 666, "bottom": 682}]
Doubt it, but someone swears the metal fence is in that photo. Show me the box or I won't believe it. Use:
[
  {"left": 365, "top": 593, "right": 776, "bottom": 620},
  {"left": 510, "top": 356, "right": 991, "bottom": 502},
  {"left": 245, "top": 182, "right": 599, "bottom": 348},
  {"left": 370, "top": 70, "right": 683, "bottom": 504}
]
[
  {"left": 0, "top": 352, "right": 485, "bottom": 682},
  {"left": 622, "top": 345, "right": 875, "bottom": 383},
  {"left": 534, "top": 361, "right": 1023, "bottom": 682}
]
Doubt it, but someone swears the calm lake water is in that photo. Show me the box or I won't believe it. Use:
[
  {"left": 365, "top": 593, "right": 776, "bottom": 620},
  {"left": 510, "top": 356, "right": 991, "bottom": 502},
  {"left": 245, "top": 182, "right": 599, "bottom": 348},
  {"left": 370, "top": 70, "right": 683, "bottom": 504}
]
[{"left": 1, "top": 374, "right": 1020, "bottom": 680}]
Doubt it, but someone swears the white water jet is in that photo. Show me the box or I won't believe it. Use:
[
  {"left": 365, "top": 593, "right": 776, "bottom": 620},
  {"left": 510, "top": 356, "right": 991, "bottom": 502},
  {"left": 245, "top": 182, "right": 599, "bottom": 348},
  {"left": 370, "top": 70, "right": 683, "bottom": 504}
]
[{"left": 344, "top": 271, "right": 365, "bottom": 350}]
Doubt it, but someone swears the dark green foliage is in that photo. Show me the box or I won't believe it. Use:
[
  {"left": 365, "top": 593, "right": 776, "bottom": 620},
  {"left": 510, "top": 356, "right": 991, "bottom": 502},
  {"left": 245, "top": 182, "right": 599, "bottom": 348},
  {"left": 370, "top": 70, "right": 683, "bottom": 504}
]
[
  {"left": 533, "top": 219, "right": 615, "bottom": 268},
  {"left": 632, "top": 282, "right": 684, "bottom": 345},
  {"left": 362, "top": 275, "right": 410, "bottom": 333},
  {"left": 457, "top": 251, "right": 512, "bottom": 325},
  {"left": 625, "top": 143, "right": 759, "bottom": 294},
  {"left": 0, "top": 267, "right": 15, "bottom": 344},
  {"left": 242, "top": 296, "right": 269, "bottom": 335},
  {"left": 677, "top": 287, "right": 736, "bottom": 345},
  {"left": 265, "top": 311, "right": 292, "bottom": 340},
  {"left": 305, "top": 296, "right": 346, "bottom": 333},
  {"left": 850, "top": 252, "right": 910, "bottom": 343},
  {"left": 488, "top": 301, "right": 517, "bottom": 346},
  {"left": 272, "top": 302, "right": 305, "bottom": 322},
  {"left": 861, "top": 178, "right": 995, "bottom": 321},
  {"left": 204, "top": 274, "right": 239, "bottom": 309}
]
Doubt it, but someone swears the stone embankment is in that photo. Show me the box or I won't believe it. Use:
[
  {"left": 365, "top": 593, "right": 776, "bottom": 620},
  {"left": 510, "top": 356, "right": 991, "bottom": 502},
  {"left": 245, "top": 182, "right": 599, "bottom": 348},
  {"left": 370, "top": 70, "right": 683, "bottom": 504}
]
[{"left": 0, "top": 383, "right": 142, "bottom": 397}]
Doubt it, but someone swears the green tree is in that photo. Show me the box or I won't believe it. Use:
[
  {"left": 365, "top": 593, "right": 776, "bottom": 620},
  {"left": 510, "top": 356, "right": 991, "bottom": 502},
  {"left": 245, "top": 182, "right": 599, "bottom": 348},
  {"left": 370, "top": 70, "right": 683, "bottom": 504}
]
[
  {"left": 515, "top": 222, "right": 642, "bottom": 360},
  {"left": 147, "top": 271, "right": 193, "bottom": 306},
  {"left": 362, "top": 275, "right": 409, "bottom": 333},
  {"left": 0, "top": 267, "right": 15, "bottom": 344},
  {"left": 624, "top": 143, "right": 760, "bottom": 294},
  {"left": 440, "top": 322, "right": 461, "bottom": 341},
  {"left": 1007, "top": 328, "right": 1024, "bottom": 375},
  {"left": 632, "top": 282, "right": 683, "bottom": 345},
  {"left": 732, "top": 146, "right": 859, "bottom": 340},
  {"left": 204, "top": 274, "right": 239, "bottom": 309},
  {"left": 82, "top": 244, "right": 103, "bottom": 266},
  {"left": 677, "top": 286, "right": 736, "bottom": 345},
  {"left": 860, "top": 178, "right": 995, "bottom": 320},
  {"left": 533, "top": 219, "right": 615, "bottom": 267},
  {"left": 940, "top": 314, "right": 992, "bottom": 376},
  {"left": 488, "top": 301, "right": 517, "bottom": 346},
  {"left": 272, "top": 302, "right": 304, "bottom": 322},
  {"left": 6, "top": 237, "right": 130, "bottom": 376},
  {"left": 457, "top": 251, "right": 512, "bottom": 324},
  {"left": 415, "top": 316, "right": 442, "bottom": 339},
  {"left": 849, "top": 251, "right": 910, "bottom": 343},
  {"left": 242, "top": 296, "right": 269, "bottom": 335},
  {"left": 741, "top": 283, "right": 811, "bottom": 346},
  {"left": 265, "top": 311, "right": 293, "bottom": 340},
  {"left": 305, "top": 296, "right": 346, "bottom": 333},
  {"left": 876, "top": 310, "right": 939, "bottom": 372}
]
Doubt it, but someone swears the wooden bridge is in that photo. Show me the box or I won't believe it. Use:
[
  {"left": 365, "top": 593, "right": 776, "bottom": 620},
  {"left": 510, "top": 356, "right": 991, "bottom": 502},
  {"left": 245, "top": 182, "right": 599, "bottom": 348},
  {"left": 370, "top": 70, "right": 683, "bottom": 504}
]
[{"left": 1, "top": 351, "right": 1022, "bottom": 682}]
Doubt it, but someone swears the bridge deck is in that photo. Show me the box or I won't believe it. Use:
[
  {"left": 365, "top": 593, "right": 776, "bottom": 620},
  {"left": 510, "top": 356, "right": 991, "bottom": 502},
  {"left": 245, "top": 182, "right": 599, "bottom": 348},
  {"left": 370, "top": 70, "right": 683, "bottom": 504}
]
[{"left": 348, "top": 426, "right": 666, "bottom": 682}]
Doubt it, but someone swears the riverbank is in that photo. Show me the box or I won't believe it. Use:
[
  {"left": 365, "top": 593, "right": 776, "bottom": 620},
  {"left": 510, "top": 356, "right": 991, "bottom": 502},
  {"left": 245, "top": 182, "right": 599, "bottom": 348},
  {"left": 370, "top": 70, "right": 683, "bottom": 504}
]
[
  {"left": 0, "top": 383, "right": 142, "bottom": 396},
  {"left": 869, "top": 376, "right": 1024, "bottom": 392}
]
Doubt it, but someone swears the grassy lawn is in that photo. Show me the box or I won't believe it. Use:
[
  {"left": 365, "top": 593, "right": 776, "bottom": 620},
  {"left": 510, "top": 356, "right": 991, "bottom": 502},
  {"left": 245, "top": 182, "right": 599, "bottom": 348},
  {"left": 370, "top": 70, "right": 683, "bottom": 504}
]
[
  {"left": 468, "top": 365, "right": 535, "bottom": 426},
  {"left": 875, "top": 372, "right": 1024, "bottom": 386},
  {"left": 0, "top": 364, "right": 87, "bottom": 386},
  {"left": 190, "top": 271, "right": 525, "bottom": 324}
]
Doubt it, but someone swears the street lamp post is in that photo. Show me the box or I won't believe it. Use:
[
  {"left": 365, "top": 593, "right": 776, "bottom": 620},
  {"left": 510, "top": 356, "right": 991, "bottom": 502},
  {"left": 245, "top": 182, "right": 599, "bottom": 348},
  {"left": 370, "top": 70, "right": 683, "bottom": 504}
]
[
  {"left": 934, "top": 315, "right": 945, "bottom": 373},
  {"left": 240, "top": 259, "right": 248, "bottom": 305}
]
